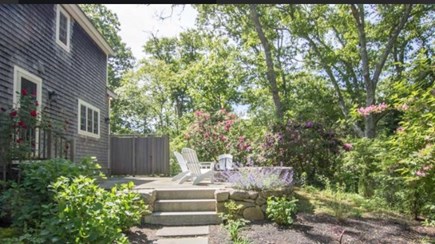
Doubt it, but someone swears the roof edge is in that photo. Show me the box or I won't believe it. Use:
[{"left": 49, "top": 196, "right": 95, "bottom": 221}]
[
  {"left": 107, "top": 88, "right": 118, "bottom": 99},
  {"left": 62, "top": 4, "right": 115, "bottom": 56}
]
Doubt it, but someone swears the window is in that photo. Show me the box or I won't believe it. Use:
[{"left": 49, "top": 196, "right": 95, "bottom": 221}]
[
  {"left": 56, "top": 5, "right": 70, "bottom": 51},
  {"left": 77, "top": 99, "right": 100, "bottom": 138},
  {"left": 13, "top": 66, "right": 43, "bottom": 152},
  {"left": 13, "top": 66, "right": 42, "bottom": 109}
]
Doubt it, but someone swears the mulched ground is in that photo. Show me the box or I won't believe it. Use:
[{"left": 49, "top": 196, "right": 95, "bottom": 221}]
[
  {"left": 128, "top": 214, "right": 435, "bottom": 244},
  {"left": 211, "top": 213, "right": 435, "bottom": 244}
]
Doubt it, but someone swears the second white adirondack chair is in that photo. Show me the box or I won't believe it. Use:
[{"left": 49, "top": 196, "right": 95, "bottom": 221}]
[
  {"left": 181, "top": 148, "right": 214, "bottom": 169},
  {"left": 172, "top": 151, "right": 189, "bottom": 181}
]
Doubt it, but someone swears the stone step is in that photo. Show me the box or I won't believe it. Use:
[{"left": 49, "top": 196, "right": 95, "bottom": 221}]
[
  {"left": 156, "top": 226, "right": 209, "bottom": 237},
  {"left": 144, "top": 211, "right": 221, "bottom": 226},
  {"left": 156, "top": 188, "right": 216, "bottom": 200},
  {"left": 154, "top": 237, "right": 208, "bottom": 244},
  {"left": 154, "top": 199, "right": 216, "bottom": 212}
]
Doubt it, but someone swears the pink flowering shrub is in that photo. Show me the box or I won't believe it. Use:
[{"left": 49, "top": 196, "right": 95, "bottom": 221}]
[
  {"left": 184, "top": 109, "right": 252, "bottom": 163},
  {"left": 255, "top": 120, "right": 345, "bottom": 185},
  {"left": 357, "top": 103, "right": 388, "bottom": 117},
  {"left": 396, "top": 104, "right": 409, "bottom": 111}
]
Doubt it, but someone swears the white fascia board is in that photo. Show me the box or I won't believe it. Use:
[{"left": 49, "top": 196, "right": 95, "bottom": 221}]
[{"left": 62, "top": 4, "right": 115, "bottom": 56}]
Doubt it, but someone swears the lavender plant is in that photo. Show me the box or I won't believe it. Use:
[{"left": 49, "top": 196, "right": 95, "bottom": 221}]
[{"left": 222, "top": 167, "right": 294, "bottom": 191}]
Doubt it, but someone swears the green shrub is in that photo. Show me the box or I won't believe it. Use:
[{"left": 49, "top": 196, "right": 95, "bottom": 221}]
[
  {"left": 338, "top": 138, "right": 385, "bottom": 197},
  {"left": 169, "top": 158, "right": 181, "bottom": 177},
  {"left": 37, "top": 176, "right": 148, "bottom": 243},
  {"left": 266, "top": 196, "right": 298, "bottom": 226},
  {"left": 219, "top": 200, "right": 245, "bottom": 223},
  {"left": 219, "top": 201, "right": 250, "bottom": 243},
  {"left": 0, "top": 158, "right": 103, "bottom": 229},
  {"left": 225, "top": 219, "right": 249, "bottom": 243},
  {"left": 257, "top": 120, "right": 344, "bottom": 185}
]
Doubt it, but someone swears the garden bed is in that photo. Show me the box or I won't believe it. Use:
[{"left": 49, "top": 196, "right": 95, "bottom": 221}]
[
  {"left": 125, "top": 214, "right": 435, "bottom": 243},
  {"left": 209, "top": 213, "right": 435, "bottom": 244}
]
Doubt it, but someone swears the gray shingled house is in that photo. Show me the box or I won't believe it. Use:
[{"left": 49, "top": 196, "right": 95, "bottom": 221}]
[{"left": 0, "top": 4, "right": 115, "bottom": 170}]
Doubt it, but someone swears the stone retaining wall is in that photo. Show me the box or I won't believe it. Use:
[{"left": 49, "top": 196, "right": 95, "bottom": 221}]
[
  {"left": 215, "top": 188, "right": 292, "bottom": 221},
  {"left": 140, "top": 190, "right": 156, "bottom": 212}
]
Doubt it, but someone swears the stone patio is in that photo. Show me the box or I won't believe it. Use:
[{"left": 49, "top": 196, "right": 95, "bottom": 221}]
[{"left": 99, "top": 176, "right": 230, "bottom": 190}]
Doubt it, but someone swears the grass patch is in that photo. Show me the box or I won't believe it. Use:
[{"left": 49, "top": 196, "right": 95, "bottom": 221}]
[{"left": 294, "top": 186, "right": 407, "bottom": 220}]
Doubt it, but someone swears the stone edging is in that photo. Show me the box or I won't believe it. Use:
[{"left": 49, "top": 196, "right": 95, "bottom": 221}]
[{"left": 215, "top": 188, "right": 292, "bottom": 221}]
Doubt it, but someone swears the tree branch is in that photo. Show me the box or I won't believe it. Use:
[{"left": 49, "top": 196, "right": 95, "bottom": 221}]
[
  {"left": 304, "top": 35, "right": 364, "bottom": 137},
  {"left": 372, "top": 4, "right": 413, "bottom": 86},
  {"left": 350, "top": 4, "right": 372, "bottom": 96}
]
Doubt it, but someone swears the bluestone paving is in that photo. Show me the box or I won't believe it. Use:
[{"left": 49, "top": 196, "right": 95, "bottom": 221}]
[{"left": 156, "top": 226, "right": 209, "bottom": 237}]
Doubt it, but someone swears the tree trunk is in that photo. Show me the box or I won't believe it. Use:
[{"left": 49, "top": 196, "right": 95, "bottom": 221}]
[
  {"left": 249, "top": 4, "right": 284, "bottom": 120},
  {"left": 364, "top": 115, "right": 376, "bottom": 138},
  {"left": 351, "top": 4, "right": 412, "bottom": 138},
  {"left": 364, "top": 78, "right": 377, "bottom": 138}
]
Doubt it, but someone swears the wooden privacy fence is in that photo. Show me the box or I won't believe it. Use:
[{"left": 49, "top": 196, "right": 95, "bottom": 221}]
[{"left": 110, "top": 135, "right": 169, "bottom": 176}]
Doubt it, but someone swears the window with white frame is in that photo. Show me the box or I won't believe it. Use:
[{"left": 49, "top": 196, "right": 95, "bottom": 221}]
[
  {"left": 13, "top": 65, "right": 43, "bottom": 152},
  {"left": 56, "top": 5, "right": 70, "bottom": 51},
  {"left": 78, "top": 99, "right": 100, "bottom": 138}
]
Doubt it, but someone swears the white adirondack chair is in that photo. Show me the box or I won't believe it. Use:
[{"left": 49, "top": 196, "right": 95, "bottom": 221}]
[
  {"left": 184, "top": 161, "right": 215, "bottom": 185},
  {"left": 171, "top": 151, "right": 189, "bottom": 181},
  {"left": 181, "top": 148, "right": 214, "bottom": 170}
]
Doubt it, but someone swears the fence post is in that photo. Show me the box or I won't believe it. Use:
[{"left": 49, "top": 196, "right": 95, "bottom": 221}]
[{"left": 132, "top": 135, "right": 136, "bottom": 177}]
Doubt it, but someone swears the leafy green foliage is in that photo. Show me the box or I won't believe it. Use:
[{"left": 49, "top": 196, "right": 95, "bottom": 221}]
[
  {"left": 339, "top": 138, "right": 386, "bottom": 196},
  {"left": 37, "top": 176, "right": 147, "bottom": 243},
  {"left": 225, "top": 219, "right": 250, "bottom": 243},
  {"left": 383, "top": 83, "right": 435, "bottom": 220},
  {"left": 219, "top": 200, "right": 245, "bottom": 223},
  {"left": 1, "top": 158, "right": 148, "bottom": 242},
  {"left": 0, "top": 158, "right": 102, "bottom": 229},
  {"left": 220, "top": 201, "right": 250, "bottom": 243},
  {"left": 266, "top": 196, "right": 298, "bottom": 225}
]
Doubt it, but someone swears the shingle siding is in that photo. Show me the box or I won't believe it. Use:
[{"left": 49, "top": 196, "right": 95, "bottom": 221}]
[{"left": 0, "top": 4, "right": 109, "bottom": 168}]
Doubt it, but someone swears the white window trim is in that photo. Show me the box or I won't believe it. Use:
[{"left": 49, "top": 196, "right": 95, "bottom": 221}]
[
  {"left": 13, "top": 65, "right": 42, "bottom": 110},
  {"left": 13, "top": 65, "right": 43, "bottom": 152},
  {"left": 56, "top": 5, "right": 71, "bottom": 52},
  {"left": 77, "top": 99, "right": 100, "bottom": 139}
]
